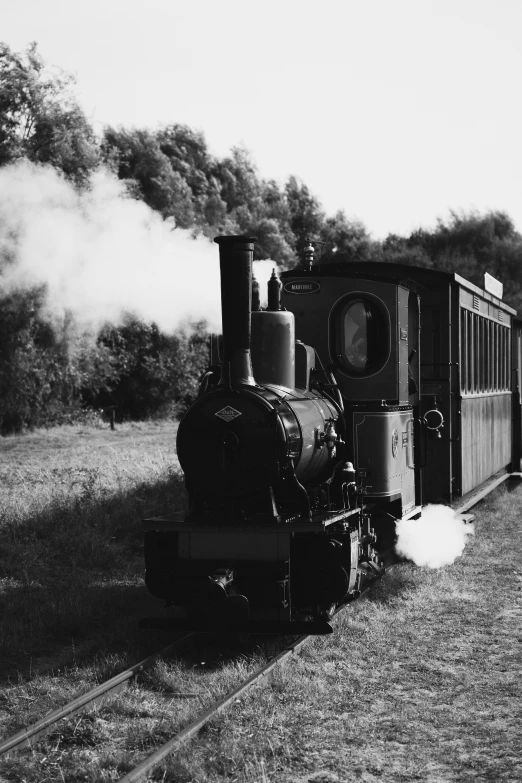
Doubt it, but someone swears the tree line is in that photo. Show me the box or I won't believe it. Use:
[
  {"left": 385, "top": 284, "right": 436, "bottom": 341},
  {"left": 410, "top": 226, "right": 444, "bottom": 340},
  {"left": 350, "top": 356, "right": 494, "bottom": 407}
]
[{"left": 1, "top": 42, "right": 522, "bottom": 433}]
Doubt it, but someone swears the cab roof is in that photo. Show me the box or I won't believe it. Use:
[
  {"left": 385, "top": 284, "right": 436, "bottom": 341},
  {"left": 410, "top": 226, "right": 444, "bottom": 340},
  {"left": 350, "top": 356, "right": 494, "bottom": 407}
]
[{"left": 281, "top": 261, "right": 516, "bottom": 316}]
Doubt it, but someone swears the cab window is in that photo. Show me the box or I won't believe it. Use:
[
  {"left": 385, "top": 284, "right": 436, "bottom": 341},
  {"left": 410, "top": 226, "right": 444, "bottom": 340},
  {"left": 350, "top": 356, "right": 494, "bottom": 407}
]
[{"left": 334, "top": 296, "right": 389, "bottom": 376}]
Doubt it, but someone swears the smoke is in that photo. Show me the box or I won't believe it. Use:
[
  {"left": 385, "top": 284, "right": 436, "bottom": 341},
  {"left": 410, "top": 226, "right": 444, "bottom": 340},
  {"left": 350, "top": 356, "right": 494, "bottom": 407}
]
[
  {"left": 395, "top": 504, "right": 474, "bottom": 568},
  {"left": 0, "top": 161, "right": 277, "bottom": 333}
]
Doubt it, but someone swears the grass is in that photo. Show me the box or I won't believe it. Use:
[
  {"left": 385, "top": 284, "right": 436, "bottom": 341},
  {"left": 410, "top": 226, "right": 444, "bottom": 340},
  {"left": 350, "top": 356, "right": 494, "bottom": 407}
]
[
  {"left": 0, "top": 423, "right": 521, "bottom": 782},
  {"left": 0, "top": 420, "right": 184, "bottom": 676}
]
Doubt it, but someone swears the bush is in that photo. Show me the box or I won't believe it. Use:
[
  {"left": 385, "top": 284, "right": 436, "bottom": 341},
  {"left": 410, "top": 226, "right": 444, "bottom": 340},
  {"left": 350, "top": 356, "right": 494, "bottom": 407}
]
[{"left": 93, "top": 316, "right": 210, "bottom": 420}]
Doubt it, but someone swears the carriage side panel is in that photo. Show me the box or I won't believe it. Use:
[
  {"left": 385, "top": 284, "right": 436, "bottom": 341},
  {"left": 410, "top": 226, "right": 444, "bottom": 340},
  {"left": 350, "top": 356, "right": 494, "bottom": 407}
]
[{"left": 459, "top": 288, "right": 513, "bottom": 495}]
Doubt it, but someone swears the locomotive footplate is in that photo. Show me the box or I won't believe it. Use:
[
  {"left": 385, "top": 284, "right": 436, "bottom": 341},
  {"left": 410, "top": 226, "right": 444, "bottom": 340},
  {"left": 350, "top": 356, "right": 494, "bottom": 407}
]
[{"left": 143, "top": 506, "right": 361, "bottom": 533}]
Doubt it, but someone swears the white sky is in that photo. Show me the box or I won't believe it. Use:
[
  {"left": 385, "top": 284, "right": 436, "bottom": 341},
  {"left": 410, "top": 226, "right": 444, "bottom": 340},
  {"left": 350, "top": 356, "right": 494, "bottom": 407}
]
[{"left": 3, "top": 0, "right": 522, "bottom": 239}]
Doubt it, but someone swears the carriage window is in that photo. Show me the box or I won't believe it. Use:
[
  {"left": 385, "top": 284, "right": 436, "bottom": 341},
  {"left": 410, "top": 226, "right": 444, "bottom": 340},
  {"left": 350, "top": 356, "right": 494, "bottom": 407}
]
[
  {"left": 461, "top": 310, "right": 511, "bottom": 395},
  {"left": 460, "top": 310, "right": 467, "bottom": 392},
  {"left": 499, "top": 326, "right": 506, "bottom": 391},
  {"left": 506, "top": 328, "right": 511, "bottom": 391},
  {"left": 491, "top": 323, "right": 498, "bottom": 391},
  {"left": 467, "top": 311, "right": 473, "bottom": 392},
  {"left": 335, "top": 296, "right": 389, "bottom": 376},
  {"left": 486, "top": 320, "right": 492, "bottom": 391}
]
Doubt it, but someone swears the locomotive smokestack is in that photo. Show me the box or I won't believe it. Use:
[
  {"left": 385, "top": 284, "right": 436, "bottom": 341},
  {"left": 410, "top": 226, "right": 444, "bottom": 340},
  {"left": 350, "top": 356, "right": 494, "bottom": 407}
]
[{"left": 214, "top": 235, "right": 257, "bottom": 386}]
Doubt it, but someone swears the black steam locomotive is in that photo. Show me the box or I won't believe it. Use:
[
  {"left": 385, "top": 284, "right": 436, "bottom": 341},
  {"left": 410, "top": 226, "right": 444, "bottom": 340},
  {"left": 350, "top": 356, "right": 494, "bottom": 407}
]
[{"left": 143, "top": 235, "right": 522, "bottom": 634}]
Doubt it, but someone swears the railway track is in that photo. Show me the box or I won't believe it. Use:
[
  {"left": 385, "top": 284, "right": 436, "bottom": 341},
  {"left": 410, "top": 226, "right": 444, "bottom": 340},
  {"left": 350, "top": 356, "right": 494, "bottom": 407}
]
[
  {"left": 118, "top": 630, "right": 314, "bottom": 783},
  {"left": 114, "top": 567, "right": 395, "bottom": 782},
  {"left": 0, "top": 592, "right": 368, "bottom": 780},
  {"left": 0, "top": 633, "right": 194, "bottom": 759}
]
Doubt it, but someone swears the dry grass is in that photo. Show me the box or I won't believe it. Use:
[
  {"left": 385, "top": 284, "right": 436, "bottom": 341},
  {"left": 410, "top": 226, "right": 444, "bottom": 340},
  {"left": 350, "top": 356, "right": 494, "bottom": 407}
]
[
  {"left": 0, "top": 423, "right": 521, "bottom": 782},
  {"left": 0, "top": 420, "right": 184, "bottom": 676}
]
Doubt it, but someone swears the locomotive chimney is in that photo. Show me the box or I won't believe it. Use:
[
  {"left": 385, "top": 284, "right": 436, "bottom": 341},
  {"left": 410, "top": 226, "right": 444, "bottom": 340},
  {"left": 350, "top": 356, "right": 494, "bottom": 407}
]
[{"left": 214, "top": 235, "right": 257, "bottom": 387}]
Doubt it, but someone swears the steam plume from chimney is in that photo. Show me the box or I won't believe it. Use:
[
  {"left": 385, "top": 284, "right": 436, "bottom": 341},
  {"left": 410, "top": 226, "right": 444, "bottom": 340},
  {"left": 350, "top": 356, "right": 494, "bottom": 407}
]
[{"left": 0, "top": 161, "right": 277, "bottom": 333}]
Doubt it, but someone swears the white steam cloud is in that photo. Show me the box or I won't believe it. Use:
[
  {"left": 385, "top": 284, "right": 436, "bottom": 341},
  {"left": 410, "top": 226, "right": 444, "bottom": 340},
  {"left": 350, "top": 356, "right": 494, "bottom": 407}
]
[
  {"left": 0, "top": 161, "right": 275, "bottom": 332},
  {"left": 395, "top": 504, "right": 474, "bottom": 568}
]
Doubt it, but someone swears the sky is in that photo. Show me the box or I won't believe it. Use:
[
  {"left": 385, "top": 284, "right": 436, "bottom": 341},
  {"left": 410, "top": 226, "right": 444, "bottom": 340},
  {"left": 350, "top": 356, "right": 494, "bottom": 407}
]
[{"left": 2, "top": 0, "right": 522, "bottom": 240}]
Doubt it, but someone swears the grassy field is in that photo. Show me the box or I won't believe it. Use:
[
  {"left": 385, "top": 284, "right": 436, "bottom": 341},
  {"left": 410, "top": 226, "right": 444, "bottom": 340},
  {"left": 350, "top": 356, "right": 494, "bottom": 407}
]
[
  {"left": 0, "top": 420, "right": 184, "bottom": 677},
  {"left": 0, "top": 423, "right": 521, "bottom": 782}
]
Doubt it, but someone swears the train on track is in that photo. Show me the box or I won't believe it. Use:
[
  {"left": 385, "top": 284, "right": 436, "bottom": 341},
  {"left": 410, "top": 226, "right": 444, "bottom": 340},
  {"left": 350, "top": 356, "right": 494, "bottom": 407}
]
[{"left": 143, "top": 235, "right": 522, "bottom": 634}]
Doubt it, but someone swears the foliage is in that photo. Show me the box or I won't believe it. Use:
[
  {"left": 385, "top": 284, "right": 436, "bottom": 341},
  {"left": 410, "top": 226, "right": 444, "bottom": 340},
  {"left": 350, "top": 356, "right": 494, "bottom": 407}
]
[
  {"left": 283, "top": 175, "right": 325, "bottom": 257},
  {"left": 320, "top": 210, "right": 374, "bottom": 264},
  {"left": 102, "top": 127, "right": 195, "bottom": 227},
  {"left": 381, "top": 210, "right": 522, "bottom": 310},
  {"left": 0, "top": 288, "right": 118, "bottom": 434},
  {"left": 0, "top": 295, "right": 210, "bottom": 433},
  {"left": 0, "top": 287, "right": 60, "bottom": 432},
  {"left": 95, "top": 317, "right": 210, "bottom": 420},
  {"left": 0, "top": 42, "right": 99, "bottom": 184}
]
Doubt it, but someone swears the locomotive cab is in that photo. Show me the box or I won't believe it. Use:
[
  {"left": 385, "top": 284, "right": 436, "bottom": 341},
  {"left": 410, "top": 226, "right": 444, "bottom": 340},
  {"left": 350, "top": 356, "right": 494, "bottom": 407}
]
[{"left": 281, "top": 267, "right": 420, "bottom": 522}]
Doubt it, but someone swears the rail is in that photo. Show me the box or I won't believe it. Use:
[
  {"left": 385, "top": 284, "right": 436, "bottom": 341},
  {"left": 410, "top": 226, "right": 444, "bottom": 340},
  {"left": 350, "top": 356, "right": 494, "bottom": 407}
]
[
  {"left": 0, "top": 634, "right": 193, "bottom": 758},
  {"left": 118, "top": 631, "right": 313, "bottom": 783}
]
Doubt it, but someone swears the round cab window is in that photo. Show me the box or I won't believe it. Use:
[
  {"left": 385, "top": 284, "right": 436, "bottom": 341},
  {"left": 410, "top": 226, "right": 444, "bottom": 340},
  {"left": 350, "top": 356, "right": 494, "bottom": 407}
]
[{"left": 333, "top": 296, "right": 389, "bottom": 377}]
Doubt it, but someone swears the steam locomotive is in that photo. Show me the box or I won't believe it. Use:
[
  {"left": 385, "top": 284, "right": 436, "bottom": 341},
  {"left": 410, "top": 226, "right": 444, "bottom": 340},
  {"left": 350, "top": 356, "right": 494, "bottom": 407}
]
[{"left": 143, "top": 235, "right": 522, "bottom": 634}]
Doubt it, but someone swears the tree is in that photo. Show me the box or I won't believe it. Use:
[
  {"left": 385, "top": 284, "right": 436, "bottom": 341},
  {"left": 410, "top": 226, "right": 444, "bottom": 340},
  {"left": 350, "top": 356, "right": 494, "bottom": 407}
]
[
  {"left": 248, "top": 217, "right": 296, "bottom": 266},
  {"left": 380, "top": 211, "right": 522, "bottom": 311},
  {"left": 0, "top": 288, "right": 117, "bottom": 433},
  {"left": 212, "top": 146, "right": 261, "bottom": 215},
  {"left": 319, "top": 210, "right": 372, "bottom": 264},
  {"left": 284, "top": 175, "right": 325, "bottom": 254},
  {"left": 158, "top": 124, "right": 212, "bottom": 209},
  {"left": 379, "top": 233, "right": 434, "bottom": 268},
  {"left": 0, "top": 42, "right": 99, "bottom": 183},
  {"left": 201, "top": 178, "right": 229, "bottom": 233},
  {"left": 95, "top": 317, "right": 210, "bottom": 419},
  {"left": 102, "top": 127, "right": 195, "bottom": 227}
]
